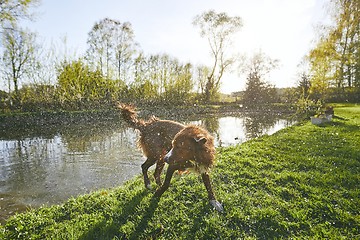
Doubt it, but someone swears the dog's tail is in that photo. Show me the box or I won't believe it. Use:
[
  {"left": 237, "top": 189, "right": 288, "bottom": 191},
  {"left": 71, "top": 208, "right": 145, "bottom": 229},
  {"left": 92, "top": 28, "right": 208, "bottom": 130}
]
[{"left": 117, "top": 103, "right": 144, "bottom": 129}]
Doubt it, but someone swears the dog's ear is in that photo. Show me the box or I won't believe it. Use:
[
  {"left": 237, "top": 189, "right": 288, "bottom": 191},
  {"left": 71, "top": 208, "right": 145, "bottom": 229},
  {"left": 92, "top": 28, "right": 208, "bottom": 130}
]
[{"left": 194, "top": 136, "right": 207, "bottom": 144}]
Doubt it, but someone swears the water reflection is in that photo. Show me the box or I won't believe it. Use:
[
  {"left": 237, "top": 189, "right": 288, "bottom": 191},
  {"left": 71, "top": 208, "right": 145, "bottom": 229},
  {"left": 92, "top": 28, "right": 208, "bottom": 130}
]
[{"left": 0, "top": 112, "right": 294, "bottom": 223}]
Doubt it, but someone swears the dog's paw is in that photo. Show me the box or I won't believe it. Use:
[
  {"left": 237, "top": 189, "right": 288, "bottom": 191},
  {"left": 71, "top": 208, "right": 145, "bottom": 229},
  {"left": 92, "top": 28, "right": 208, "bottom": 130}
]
[{"left": 209, "top": 200, "right": 224, "bottom": 213}]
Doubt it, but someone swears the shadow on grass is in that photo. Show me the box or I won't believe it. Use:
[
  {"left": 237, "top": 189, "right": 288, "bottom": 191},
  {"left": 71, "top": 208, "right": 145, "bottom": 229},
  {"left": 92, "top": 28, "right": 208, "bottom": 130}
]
[
  {"left": 79, "top": 187, "right": 154, "bottom": 240},
  {"left": 330, "top": 119, "right": 360, "bottom": 132},
  {"left": 128, "top": 197, "right": 160, "bottom": 239},
  {"left": 313, "top": 117, "right": 359, "bottom": 132}
]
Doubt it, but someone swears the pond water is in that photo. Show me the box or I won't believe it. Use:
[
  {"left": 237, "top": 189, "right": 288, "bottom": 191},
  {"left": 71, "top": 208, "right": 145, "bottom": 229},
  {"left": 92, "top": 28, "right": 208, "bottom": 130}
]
[{"left": 0, "top": 112, "right": 294, "bottom": 223}]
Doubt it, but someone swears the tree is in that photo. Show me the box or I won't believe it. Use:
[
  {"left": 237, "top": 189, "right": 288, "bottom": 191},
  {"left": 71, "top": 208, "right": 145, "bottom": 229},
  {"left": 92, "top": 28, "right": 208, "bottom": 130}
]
[
  {"left": 1, "top": 23, "right": 39, "bottom": 107},
  {"left": 296, "top": 57, "right": 312, "bottom": 99},
  {"left": 243, "top": 74, "right": 277, "bottom": 106},
  {"left": 165, "top": 62, "right": 193, "bottom": 103},
  {"left": 308, "top": 37, "right": 333, "bottom": 101},
  {"left": 113, "top": 21, "right": 137, "bottom": 82},
  {"left": 241, "top": 50, "right": 279, "bottom": 106},
  {"left": 0, "top": 0, "right": 38, "bottom": 25},
  {"left": 195, "top": 64, "right": 210, "bottom": 97},
  {"left": 86, "top": 18, "right": 116, "bottom": 78},
  {"left": 329, "top": 0, "right": 359, "bottom": 89},
  {"left": 131, "top": 52, "right": 159, "bottom": 101},
  {"left": 56, "top": 59, "right": 122, "bottom": 108},
  {"left": 86, "top": 18, "right": 137, "bottom": 81},
  {"left": 193, "top": 10, "right": 242, "bottom": 102},
  {"left": 131, "top": 53, "right": 194, "bottom": 103},
  {"left": 308, "top": 0, "right": 360, "bottom": 102}
]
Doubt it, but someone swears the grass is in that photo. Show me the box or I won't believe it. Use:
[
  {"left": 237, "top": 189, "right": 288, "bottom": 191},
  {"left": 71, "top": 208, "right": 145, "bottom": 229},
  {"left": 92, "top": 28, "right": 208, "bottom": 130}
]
[{"left": 1, "top": 104, "right": 359, "bottom": 239}]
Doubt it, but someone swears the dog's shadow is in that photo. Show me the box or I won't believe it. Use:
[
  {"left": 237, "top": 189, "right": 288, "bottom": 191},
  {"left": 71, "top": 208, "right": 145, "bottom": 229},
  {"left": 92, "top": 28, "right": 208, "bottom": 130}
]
[{"left": 128, "top": 196, "right": 160, "bottom": 239}]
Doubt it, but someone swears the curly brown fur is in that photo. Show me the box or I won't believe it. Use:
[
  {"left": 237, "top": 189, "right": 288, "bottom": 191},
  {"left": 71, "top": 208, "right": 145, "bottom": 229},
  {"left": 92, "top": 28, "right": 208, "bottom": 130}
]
[
  {"left": 117, "top": 103, "right": 223, "bottom": 212},
  {"left": 156, "top": 125, "right": 223, "bottom": 212},
  {"left": 169, "top": 125, "right": 216, "bottom": 171},
  {"left": 117, "top": 103, "right": 145, "bottom": 129},
  {"left": 117, "top": 103, "right": 184, "bottom": 189}
]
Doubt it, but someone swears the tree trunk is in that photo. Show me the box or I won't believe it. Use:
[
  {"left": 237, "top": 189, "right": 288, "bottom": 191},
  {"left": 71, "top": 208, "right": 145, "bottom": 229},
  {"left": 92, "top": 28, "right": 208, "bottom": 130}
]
[{"left": 204, "top": 77, "right": 213, "bottom": 103}]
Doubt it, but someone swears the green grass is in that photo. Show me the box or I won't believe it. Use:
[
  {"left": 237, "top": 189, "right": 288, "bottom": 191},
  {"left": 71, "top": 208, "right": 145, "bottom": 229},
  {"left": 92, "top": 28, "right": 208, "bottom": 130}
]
[{"left": 1, "top": 104, "right": 359, "bottom": 239}]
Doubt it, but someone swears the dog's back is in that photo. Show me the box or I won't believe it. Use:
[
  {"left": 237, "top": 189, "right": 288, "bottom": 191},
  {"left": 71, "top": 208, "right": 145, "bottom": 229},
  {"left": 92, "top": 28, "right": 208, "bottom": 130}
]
[
  {"left": 117, "top": 103, "right": 184, "bottom": 154},
  {"left": 138, "top": 119, "right": 184, "bottom": 158}
]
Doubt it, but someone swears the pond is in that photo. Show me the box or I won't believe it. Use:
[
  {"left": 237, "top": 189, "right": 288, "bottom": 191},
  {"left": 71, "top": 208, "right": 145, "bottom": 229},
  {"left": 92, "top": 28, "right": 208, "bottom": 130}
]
[{"left": 0, "top": 112, "right": 295, "bottom": 223}]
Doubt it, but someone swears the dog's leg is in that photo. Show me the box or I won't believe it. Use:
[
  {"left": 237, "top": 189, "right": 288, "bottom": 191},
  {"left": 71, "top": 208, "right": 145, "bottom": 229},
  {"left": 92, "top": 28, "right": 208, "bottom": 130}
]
[
  {"left": 154, "top": 164, "right": 177, "bottom": 198},
  {"left": 201, "top": 173, "right": 224, "bottom": 213},
  {"left": 153, "top": 158, "right": 165, "bottom": 186},
  {"left": 141, "top": 158, "right": 157, "bottom": 189}
]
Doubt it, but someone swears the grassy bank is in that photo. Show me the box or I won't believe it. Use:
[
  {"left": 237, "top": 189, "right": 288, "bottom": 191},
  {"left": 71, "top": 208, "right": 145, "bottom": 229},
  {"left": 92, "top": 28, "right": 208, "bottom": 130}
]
[{"left": 1, "top": 104, "right": 359, "bottom": 239}]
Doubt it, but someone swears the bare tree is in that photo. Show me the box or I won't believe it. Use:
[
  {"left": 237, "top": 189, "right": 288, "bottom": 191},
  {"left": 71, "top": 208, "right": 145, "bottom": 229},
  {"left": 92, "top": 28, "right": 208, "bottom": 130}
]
[
  {"left": 86, "top": 18, "right": 137, "bottom": 81},
  {"left": 1, "top": 23, "right": 39, "bottom": 106},
  {"left": 195, "top": 64, "right": 210, "bottom": 96},
  {"left": 0, "top": 0, "right": 39, "bottom": 30},
  {"left": 193, "top": 10, "right": 242, "bottom": 102},
  {"left": 113, "top": 21, "right": 137, "bottom": 82},
  {"left": 86, "top": 18, "right": 114, "bottom": 78},
  {"left": 240, "top": 50, "right": 279, "bottom": 81}
]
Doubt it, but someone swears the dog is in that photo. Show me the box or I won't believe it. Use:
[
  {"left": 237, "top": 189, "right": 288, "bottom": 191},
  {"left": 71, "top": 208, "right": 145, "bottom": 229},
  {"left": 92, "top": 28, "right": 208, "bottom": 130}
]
[
  {"left": 118, "top": 103, "right": 223, "bottom": 212},
  {"left": 118, "top": 103, "right": 184, "bottom": 189},
  {"left": 154, "top": 125, "right": 224, "bottom": 212}
]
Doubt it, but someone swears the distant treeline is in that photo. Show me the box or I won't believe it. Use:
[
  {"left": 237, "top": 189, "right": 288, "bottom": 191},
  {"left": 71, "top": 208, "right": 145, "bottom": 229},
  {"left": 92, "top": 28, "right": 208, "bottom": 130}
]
[
  {"left": 0, "top": 1, "right": 359, "bottom": 114},
  {"left": 0, "top": 55, "right": 213, "bottom": 112}
]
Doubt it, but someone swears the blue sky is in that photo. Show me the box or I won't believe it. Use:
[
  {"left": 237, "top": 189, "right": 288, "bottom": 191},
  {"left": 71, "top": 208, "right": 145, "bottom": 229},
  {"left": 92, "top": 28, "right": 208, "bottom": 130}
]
[{"left": 24, "top": 0, "right": 330, "bottom": 93}]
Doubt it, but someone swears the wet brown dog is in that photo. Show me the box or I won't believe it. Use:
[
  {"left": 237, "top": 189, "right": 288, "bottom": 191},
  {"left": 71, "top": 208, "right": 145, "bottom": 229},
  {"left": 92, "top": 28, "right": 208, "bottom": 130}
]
[
  {"left": 155, "top": 125, "right": 223, "bottom": 212},
  {"left": 118, "top": 103, "right": 184, "bottom": 189},
  {"left": 118, "top": 104, "right": 223, "bottom": 212}
]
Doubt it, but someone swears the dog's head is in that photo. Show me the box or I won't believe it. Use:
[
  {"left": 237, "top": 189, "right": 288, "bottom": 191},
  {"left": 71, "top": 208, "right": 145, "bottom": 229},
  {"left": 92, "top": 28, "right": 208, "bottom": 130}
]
[{"left": 164, "top": 125, "right": 215, "bottom": 172}]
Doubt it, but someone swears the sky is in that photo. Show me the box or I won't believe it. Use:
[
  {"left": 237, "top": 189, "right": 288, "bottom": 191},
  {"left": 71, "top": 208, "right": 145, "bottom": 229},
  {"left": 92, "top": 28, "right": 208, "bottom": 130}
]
[{"left": 23, "top": 0, "right": 330, "bottom": 93}]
